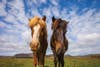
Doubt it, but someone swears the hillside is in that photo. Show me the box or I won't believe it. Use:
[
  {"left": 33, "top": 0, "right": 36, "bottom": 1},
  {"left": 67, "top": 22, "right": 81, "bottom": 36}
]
[{"left": 0, "top": 53, "right": 100, "bottom": 58}]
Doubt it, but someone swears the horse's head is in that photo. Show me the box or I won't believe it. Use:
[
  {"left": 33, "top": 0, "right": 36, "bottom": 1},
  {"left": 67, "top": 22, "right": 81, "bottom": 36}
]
[
  {"left": 52, "top": 16, "right": 69, "bottom": 32},
  {"left": 28, "top": 16, "right": 46, "bottom": 51},
  {"left": 51, "top": 16, "right": 69, "bottom": 48}
]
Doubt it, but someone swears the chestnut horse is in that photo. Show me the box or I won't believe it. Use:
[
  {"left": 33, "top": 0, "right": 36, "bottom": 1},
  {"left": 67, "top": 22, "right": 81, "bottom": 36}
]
[
  {"left": 28, "top": 16, "right": 48, "bottom": 67},
  {"left": 50, "top": 17, "right": 69, "bottom": 67}
]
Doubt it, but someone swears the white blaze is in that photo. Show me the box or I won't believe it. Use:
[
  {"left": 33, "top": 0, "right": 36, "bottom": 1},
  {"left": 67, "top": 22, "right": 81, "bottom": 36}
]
[{"left": 32, "top": 24, "right": 40, "bottom": 43}]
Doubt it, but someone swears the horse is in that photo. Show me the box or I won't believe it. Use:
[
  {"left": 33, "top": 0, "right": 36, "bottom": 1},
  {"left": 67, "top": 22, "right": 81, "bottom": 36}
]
[
  {"left": 50, "top": 16, "right": 69, "bottom": 67},
  {"left": 28, "top": 16, "right": 48, "bottom": 67}
]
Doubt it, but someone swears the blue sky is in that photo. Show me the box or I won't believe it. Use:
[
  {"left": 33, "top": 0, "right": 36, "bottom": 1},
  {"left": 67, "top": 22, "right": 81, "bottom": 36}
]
[{"left": 0, "top": 0, "right": 100, "bottom": 56}]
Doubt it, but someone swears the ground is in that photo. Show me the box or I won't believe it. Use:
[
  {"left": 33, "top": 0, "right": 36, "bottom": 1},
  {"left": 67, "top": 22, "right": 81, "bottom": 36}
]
[{"left": 0, "top": 56, "right": 100, "bottom": 67}]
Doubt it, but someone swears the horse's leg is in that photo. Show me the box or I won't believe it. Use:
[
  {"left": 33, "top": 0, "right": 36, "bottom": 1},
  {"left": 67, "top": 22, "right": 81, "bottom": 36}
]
[
  {"left": 42, "top": 55, "right": 45, "bottom": 67},
  {"left": 33, "top": 53, "right": 37, "bottom": 67},
  {"left": 38, "top": 53, "right": 44, "bottom": 67},
  {"left": 42, "top": 56, "right": 44, "bottom": 67},
  {"left": 58, "top": 58, "right": 60, "bottom": 67},
  {"left": 41, "top": 55, "right": 44, "bottom": 67},
  {"left": 58, "top": 55, "right": 61, "bottom": 67},
  {"left": 54, "top": 54, "right": 57, "bottom": 67},
  {"left": 61, "top": 54, "right": 64, "bottom": 67}
]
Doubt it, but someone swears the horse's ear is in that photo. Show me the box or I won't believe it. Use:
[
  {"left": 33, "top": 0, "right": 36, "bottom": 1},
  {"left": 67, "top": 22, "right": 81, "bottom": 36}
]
[
  {"left": 42, "top": 16, "right": 46, "bottom": 21},
  {"left": 67, "top": 21, "right": 69, "bottom": 24},
  {"left": 52, "top": 16, "right": 55, "bottom": 22},
  {"left": 28, "top": 18, "right": 31, "bottom": 21}
]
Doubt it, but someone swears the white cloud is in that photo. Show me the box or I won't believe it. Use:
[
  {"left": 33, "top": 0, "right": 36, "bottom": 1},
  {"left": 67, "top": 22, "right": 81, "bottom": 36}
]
[
  {"left": 31, "top": 8, "right": 41, "bottom": 17},
  {"left": 22, "top": 29, "right": 32, "bottom": 44},
  {"left": 0, "top": 21, "right": 6, "bottom": 28},
  {"left": 26, "top": 0, "right": 46, "bottom": 6},
  {"left": 43, "top": 7, "right": 52, "bottom": 17},
  {"left": 77, "top": 33, "right": 100, "bottom": 44},
  {"left": 4, "top": 15, "right": 18, "bottom": 24},
  {"left": 0, "top": 1, "right": 7, "bottom": 16},
  {"left": 42, "top": 5, "right": 61, "bottom": 17},
  {"left": 41, "top": 0, "right": 46, "bottom": 3},
  {"left": 51, "top": 6, "right": 60, "bottom": 17},
  {"left": 66, "top": 8, "right": 100, "bottom": 56},
  {"left": 0, "top": 0, "right": 31, "bottom": 56},
  {"left": 0, "top": 33, "right": 31, "bottom": 56},
  {"left": 50, "top": 0, "right": 58, "bottom": 6}
]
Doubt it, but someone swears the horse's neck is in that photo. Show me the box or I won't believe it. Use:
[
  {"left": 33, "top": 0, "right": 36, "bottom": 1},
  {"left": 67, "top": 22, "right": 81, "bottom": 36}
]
[
  {"left": 40, "top": 27, "right": 47, "bottom": 40},
  {"left": 52, "top": 30, "right": 65, "bottom": 41},
  {"left": 39, "top": 27, "right": 48, "bottom": 47}
]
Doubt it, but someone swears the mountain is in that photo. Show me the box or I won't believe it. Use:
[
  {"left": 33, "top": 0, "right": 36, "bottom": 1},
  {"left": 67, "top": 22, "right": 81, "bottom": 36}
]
[
  {"left": 0, "top": 53, "right": 100, "bottom": 58},
  {"left": 14, "top": 53, "right": 33, "bottom": 58}
]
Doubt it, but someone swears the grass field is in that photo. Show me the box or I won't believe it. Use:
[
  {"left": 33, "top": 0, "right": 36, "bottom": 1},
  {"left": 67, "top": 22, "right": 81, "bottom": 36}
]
[{"left": 0, "top": 57, "right": 100, "bottom": 67}]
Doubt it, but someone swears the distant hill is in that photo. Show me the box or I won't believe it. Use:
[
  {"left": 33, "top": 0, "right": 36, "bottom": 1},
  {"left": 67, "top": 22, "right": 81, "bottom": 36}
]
[
  {"left": 84, "top": 54, "right": 100, "bottom": 58},
  {"left": 14, "top": 53, "right": 54, "bottom": 58},
  {"left": 0, "top": 56, "right": 14, "bottom": 58},
  {"left": 0, "top": 53, "right": 100, "bottom": 58},
  {"left": 65, "top": 54, "right": 100, "bottom": 58},
  {"left": 14, "top": 53, "right": 33, "bottom": 58},
  {"left": 14, "top": 53, "right": 100, "bottom": 58}
]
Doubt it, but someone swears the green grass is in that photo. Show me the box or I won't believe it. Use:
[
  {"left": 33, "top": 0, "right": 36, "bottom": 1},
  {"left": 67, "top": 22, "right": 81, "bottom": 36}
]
[{"left": 0, "top": 57, "right": 100, "bottom": 67}]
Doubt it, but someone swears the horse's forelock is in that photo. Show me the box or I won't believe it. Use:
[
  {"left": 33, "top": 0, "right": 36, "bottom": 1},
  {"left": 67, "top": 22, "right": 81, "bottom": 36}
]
[
  {"left": 52, "top": 19, "right": 68, "bottom": 34},
  {"left": 29, "top": 16, "right": 40, "bottom": 28}
]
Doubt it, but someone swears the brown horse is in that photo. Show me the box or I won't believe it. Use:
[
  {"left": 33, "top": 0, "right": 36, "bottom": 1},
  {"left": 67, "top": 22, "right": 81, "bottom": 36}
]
[
  {"left": 28, "top": 16, "right": 48, "bottom": 67},
  {"left": 50, "top": 16, "right": 69, "bottom": 67}
]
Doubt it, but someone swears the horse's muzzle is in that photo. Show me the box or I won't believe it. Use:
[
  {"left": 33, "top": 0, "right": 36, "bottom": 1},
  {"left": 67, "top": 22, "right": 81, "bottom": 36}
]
[{"left": 30, "top": 42, "right": 40, "bottom": 51}]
